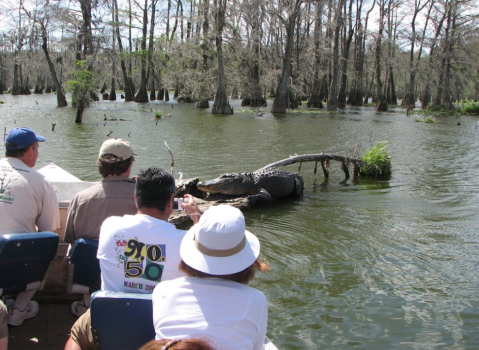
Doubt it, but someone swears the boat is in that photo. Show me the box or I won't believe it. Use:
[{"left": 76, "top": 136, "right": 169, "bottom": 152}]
[{"left": 5, "top": 163, "right": 278, "bottom": 350}]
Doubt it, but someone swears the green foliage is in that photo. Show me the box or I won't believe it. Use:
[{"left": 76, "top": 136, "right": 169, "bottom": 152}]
[
  {"left": 360, "top": 142, "right": 392, "bottom": 177},
  {"left": 414, "top": 116, "right": 436, "bottom": 123},
  {"left": 66, "top": 60, "right": 94, "bottom": 109},
  {"left": 0, "top": 100, "right": 4, "bottom": 104},
  {"left": 409, "top": 105, "right": 461, "bottom": 117},
  {"left": 155, "top": 110, "right": 163, "bottom": 118},
  {"left": 289, "top": 108, "right": 329, "bottom": 114},
  {"left": 462, "top": 102, "right": 479, "bottom": 114}
]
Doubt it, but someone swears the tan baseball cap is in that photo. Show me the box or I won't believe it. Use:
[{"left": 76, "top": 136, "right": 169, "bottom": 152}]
[{"left": 99, "top": 138, "right": 135, "bottom": 163}]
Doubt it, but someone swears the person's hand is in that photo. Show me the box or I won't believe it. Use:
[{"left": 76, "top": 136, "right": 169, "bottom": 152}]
[{"left": 181, "top": 194, "right": 202, "bottom": 224}]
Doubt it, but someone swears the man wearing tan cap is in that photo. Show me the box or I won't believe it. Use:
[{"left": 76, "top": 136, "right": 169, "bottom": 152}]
[{"left": 64, "top": 138, "right": 137, "bottom": 316}]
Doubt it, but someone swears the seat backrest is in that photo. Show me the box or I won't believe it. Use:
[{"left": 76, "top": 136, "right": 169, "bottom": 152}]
[
  {"left": 69, "top": 238, "right": 101, "bottom": 291},
  {"left": 90, "top": 291, "right": 155, "bottom": 350},
  {"left": 90, "top": 291, "right": 280, "bottom": 350},
  {"left": 0, "top": 232, "right": 59, "bottom": 292}
]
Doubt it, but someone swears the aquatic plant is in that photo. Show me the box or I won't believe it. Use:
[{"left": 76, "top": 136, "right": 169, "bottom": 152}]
[
  {"left": 360, "top": 142, "right": 392, "bottom": 177},
  {"left": 414, "top": 116, "right": 436, "bottom": 123}
]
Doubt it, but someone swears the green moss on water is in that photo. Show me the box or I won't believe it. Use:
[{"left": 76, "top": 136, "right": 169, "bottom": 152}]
[{"left": 414, "top": 116, "right": 436, "bottom": 123}]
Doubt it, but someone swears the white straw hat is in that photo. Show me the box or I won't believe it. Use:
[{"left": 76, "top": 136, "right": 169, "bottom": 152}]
[{"left": 180, "top": 205, "right": 260, "bottom": 275}]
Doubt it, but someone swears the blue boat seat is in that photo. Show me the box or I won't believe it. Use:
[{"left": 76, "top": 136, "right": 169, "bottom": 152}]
[
  {"left": 90, "top": 291, "right": 279, "bottom": 350},
  {"left": 0, "top": 232, "right": 59, "bottom": 296},
  {"left": 67, "top": 238, "right": 101, "bottom": 294},
  {"left": 90, "top": 291, "right": 155, "bottom": 350}
]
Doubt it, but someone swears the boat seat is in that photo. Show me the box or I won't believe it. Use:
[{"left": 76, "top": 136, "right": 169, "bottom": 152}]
[
  {"left": 0, "top": 232, "right": 59, "bottom": 296},
  {"left": 67, "top": 238, "right": 101, "bottom": 295},
  {"left": 90, "top": 291, "right": 279, "bottom": 350},
  {"left": 90, "top": 291, "right": 155, "bottom": 350}
]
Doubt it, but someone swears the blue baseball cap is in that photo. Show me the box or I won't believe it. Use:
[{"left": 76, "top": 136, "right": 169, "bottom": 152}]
[{"left": 5, "top": 127, "right": 46, "bottom": 150}]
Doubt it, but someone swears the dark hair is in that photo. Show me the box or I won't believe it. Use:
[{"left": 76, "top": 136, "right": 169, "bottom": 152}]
[
  {"left": 97, "top": 157, "right": 134, "bottom": 178},
  {"left": 179, "top": 258, "right": 270, "bottom": 285},
  {"left": 135, "top": 167, "right": 176, "bottom": 211},
  {"left": 138, "top": 338, "right": 215, "bottom": 350},
  {"left": 5, "top": 143, "right": 28, "bottom": 157}
]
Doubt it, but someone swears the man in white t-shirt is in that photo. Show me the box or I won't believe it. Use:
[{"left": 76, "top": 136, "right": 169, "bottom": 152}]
[
  {"left": 0, "top": 127, "right": 60, "bottom": 327},
  {"left": 64, "top": 166, "right": 202, "bottom": 350}
]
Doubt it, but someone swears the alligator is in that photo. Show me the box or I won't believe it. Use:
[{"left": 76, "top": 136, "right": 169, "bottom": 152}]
[{"left": 196, "top": 168, "right": 304, "bottom": 203}]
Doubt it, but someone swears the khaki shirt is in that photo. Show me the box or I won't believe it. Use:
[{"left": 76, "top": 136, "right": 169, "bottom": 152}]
[{"left": 63, "top": 176, "right": 136, "bottom": 243}]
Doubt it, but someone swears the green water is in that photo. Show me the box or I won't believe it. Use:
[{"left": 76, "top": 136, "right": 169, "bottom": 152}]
[{"left": 2, "top": 94, "right": 479, "bottom": 349}]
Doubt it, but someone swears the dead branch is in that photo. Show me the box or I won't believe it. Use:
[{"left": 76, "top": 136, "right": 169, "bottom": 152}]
[
  {"left": 164, "top": 140, "right": 174, "bottom": 175},
  {"left": 258, "top": 153, "right": 365, "bottom": 171}
]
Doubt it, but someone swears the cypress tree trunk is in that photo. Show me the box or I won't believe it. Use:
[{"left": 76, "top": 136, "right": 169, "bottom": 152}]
[
  {"left": 338, "top": 0, "right": 354, "bottom": 108},
  {"left": 308, "top": 1, "right": 324, "bottom": 109},
  {"left": 241, "top": 0, "right": 266, "bottom": 108},
  {"left": 41, "top": 24, "right": 67, "bottom": 106},
  {"left": 272, "top": 2, "right": 301, "bottom": 113},
  {"left": 135, "top": 0, "right": 150, "bottom": 103},
  {"left": 327, "top": 0, "right": 346, "bottom": 111},
  {"left": 12, "top": 64, "right": 20, "bottom": 95},
  {"left": 212, "top": 0, "right": 232, "bottom": 114},
  {"left": 375, "top": 0, "right": 387, "bottom": 111},
  {"left": 109, "top": 77, "right": 117, "bottom": 101},
  {"left": 114, "top": 0, "right": 134, "bottom": 101},
  {"left": 197, "top": 0, "right": 210, "bottom": 109}
]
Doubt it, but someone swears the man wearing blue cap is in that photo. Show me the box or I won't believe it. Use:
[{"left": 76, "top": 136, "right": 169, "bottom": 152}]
[{"left": 0, "top": 127, "right": 60, "bottom": 326}]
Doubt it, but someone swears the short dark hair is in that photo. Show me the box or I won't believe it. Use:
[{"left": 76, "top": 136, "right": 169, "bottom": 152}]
[
  {"left": 135, "top": 167, "right": 176, "bottom": 211},
  {"left": 97, "top": 157, "right": 134, "bottom": 178},
  {"left": 179, "top": 258, "right": 270, "bottom": 285},
  {"left": 5, "top": 143, "right": 28, "bottom": 157}
]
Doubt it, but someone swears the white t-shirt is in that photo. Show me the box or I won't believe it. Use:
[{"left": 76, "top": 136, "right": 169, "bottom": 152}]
[
  {"left": 152, "top": 276, "right": 268, "bottom": 350},
  {"left": 97, "top": 214, "right": 187, "bottom": 293},
  {"left": 0, "top": 157, "right": 60, "bottom": 235}
]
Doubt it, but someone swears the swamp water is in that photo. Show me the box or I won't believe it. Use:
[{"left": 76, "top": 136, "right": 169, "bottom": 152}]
[{"left": 1, "top": 94, "right": 479, "bottom": 350}]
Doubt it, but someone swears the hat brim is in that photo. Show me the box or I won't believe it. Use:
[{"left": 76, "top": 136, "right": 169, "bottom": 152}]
[
  {"left": 180, "top": 224, "right": 260, "bottom": 275},
  {"left": 36, "top": 135, "right": 46, "bottom": 142}
]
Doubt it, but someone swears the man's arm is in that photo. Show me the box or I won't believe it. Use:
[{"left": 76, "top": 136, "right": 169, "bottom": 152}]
[
  {"left": 181, "top": 194, "right": 202, "bottom": 224},
  {"left": 36, "top": 180, "right": 60, "bottom": 232},
  {"left": 63, "top": 197, "right": 78, "bottom": 243}
]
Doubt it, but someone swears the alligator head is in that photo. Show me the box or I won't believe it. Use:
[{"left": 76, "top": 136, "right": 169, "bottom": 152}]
[{"left": 196, "top": 173, "right": 257, "bottom": 196}]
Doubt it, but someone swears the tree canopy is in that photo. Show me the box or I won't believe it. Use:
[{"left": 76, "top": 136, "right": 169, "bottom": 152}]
[{"left": 1, "top": 0, "right": 479, "bottom": 121}]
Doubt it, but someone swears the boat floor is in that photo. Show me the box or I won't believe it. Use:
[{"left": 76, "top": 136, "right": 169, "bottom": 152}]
[{"left": 8, "top": 301, "right": 76, "bottom": 350}]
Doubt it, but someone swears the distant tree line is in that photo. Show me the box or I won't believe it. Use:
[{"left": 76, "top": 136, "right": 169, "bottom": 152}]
[{"left": 0, "top": 0, "right": 478, "bottom": 122}]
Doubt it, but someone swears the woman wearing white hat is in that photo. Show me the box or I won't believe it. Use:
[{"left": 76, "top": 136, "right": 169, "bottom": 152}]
[{"left": 152, "top": 205, "right": 270, "bottom": 350}]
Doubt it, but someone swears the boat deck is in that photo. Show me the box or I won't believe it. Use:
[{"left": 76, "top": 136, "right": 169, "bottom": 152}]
[{"left": 8, "top": 302, "right": 76, "bottom": 350}]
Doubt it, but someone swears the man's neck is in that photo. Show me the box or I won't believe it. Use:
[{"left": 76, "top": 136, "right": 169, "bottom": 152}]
[{"left": 136, "top": 207, "right": 169, "bottom": 221}]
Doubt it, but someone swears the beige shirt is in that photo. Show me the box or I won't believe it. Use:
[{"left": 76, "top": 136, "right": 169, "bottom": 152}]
[
  {"left": 63, "top": 176, "right": 136, "bottom": 243},
  {"left": 0, "top": 157, "right": 60, "bottom": 234}
]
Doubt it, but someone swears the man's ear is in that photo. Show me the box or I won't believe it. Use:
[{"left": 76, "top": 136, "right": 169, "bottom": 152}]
[{"left": 168, "top": 193, "right": 176, "bottom": 208}]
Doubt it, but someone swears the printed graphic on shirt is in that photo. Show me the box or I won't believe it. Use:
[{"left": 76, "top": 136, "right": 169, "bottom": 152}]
[
  {"left": 114, "top": 235, "right": 166, "bottom": 288},
  {"left": 0, "top": 172, "right": 14, "bottom": 204}
]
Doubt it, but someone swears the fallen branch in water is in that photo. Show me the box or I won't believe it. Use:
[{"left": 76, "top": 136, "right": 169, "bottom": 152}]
[
  {"left": 257, "top": 152, "right": 391, "bottom": 178},
  {"left": 257, "top": 153, "right": 365, "bottom": 179}
]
